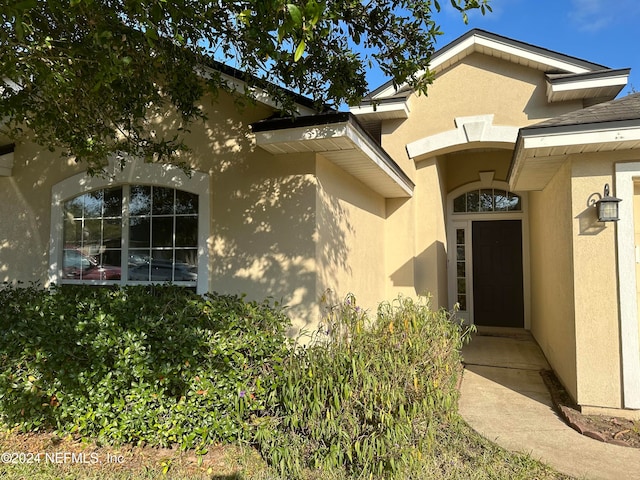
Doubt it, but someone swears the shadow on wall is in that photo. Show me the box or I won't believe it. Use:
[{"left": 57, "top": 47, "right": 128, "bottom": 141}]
[
  {"left": 0, "top": 140, "right": 87, "bottom": 285},
  {"left": 189, "top": 101, "right": 351, "bottom": 333},
  {"left": 390, "top": 241, "right": 446, "bottom": 301},
  {"left": 2, "top": 92, "right": 354, "bottom": 333},
  {"left": 575, "top": 206, "right": 606, "bottom": 236}
]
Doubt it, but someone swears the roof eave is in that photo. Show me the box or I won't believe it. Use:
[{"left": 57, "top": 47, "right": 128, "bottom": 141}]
[
  {"left": 251, "top": 113, "right": 414, "bottom": 198},
  {"left": 509, "top": 121, "right": 640, "bottom": 191}
]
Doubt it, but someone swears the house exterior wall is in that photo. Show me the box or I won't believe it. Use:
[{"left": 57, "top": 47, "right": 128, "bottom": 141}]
[
  {"left": 528, "top": 161, "right": 578, "bottom": 401},
  {"left": 0, "top": 92, "right": 324, "bottom": 332},
  {"left": 315, "top": 155, "right": 387, "bottom": 319},
  {"left": 570, "top": 154, "right": 622, "bottom": 409},
  {"left": 0, "top": 141, "right": 85, "bottom": 285}
]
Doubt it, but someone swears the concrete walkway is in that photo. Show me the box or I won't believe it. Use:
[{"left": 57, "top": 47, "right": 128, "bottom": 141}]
[{"left": 459, "top": 331, "right": 640, "bottom": 480}]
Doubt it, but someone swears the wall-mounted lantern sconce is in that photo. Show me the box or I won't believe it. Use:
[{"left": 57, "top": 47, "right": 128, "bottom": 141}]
[{"left": 595, "top": 184, "right": 621, "bottom": 222}]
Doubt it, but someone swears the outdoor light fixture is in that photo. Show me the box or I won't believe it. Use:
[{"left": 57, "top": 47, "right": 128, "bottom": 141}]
[{"left": 595, "top": 184, "right": 621, "bottom": 222}]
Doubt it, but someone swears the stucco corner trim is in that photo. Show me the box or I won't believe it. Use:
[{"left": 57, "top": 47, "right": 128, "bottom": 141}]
[
  {"left": 615, "top": 162, "right": 640, "bottom": 409},
  {"left": 406, "top": 114, "right": 519, "bottom": 160}
]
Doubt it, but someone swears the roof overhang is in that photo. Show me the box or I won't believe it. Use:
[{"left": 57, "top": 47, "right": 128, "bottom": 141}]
[
  {"left": 350, "top": 95, "right": 410, "bottom": 122},
  {"left": 509, "top": 121, "right": 640, "bottom": 191},
  {"left": 252, "top": 113, "right": 414, "bottom": 198},
  {"left": 546, "top": 69, "right": 630, "bottom": 103}
]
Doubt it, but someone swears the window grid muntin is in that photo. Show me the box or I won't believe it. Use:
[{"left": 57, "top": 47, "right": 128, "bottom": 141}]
[
  {"left": 453, "top": 189, "right": 521, "bottom": 214},
  {"left": 62, "top": 185, "right": 197, "bottom": 285}
]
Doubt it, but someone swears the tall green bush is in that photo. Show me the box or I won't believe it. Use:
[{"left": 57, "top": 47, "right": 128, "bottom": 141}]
[
  {"left": 0, "top": 284, "right": 292, "bottom": 448},
  {"left": 254, "top": 293, "right": 473, "bottom": 479}
]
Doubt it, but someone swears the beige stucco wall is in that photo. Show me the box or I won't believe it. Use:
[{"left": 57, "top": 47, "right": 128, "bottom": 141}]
[
  {"left": 570, "top": 154, "right": 622, "bottom": 408},
  {"left": 0, "top": 91, "right": 325, "bottom": 332},
  {"left": 444, "top": 150, "right": 513, "bottom": 193},
  {"left": 315, "top": 155, "right": 387, "bottom": 319},
  {"left": 380, "top": 53, "right": 584, "bottom": 176},
  {"left": 0, "top": 140, "right": 85, "bottom": 285},
  {"left": 410, "top": 157, "right": 448, "bottom": 306},
  {"left": 529, "top": 161, "right": 578, "bottom": 401}
]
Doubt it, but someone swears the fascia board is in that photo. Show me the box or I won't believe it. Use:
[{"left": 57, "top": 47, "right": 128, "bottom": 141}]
[
  {"left": 350, "top": 100, "right": 410, "bottom": 118},
  {"left": 521, "top": 124, "right": 640, "bottom": 150},
  {"left": 547, "top": 74, "right": 629, "bottom": 94}
]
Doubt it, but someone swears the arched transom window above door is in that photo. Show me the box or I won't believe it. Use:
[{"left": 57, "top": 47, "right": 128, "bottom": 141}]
[{"left": 453, "top": 188, "right": 521, "bottom": 214}]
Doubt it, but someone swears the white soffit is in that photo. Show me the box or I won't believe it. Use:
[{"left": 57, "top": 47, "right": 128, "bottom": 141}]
[
  {"left": 254, "top": 122, "right": 414, "bottom": 198},
  {"left": 510, "top": 124, "right": 640, "bottom": 191}
]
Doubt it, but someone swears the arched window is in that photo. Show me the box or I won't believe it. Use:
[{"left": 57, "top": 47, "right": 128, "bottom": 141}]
[
  {"left": 62, "top": 185, "right": 199, "bottom": 286},
  {"left": 453, "top": 188, "right": 521, "bottom": 213},
  {"left": 49, "top": 160, "right": 209, "bottom": 293}
]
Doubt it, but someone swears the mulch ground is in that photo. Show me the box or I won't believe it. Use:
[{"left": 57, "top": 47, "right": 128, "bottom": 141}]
[{"left": 540, "top": 369, "right": 640, "bottom": 448}]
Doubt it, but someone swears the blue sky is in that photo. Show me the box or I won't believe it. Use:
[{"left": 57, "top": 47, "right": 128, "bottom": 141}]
[{"left": 365, "top": 0, "right": 639, "bottom": 96}]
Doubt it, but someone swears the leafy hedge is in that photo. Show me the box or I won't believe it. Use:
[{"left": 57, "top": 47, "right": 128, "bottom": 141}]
[
  {"left": 0, "top": 284, "right": 291, "bottom": 448},
  {"left": 0, "top": 285, "right": 470, "bottom": 479}
]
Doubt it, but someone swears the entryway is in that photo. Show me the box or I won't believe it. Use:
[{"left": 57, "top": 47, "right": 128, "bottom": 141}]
[{"left": 447, "top": 182, "right": 528, "bottom": 328}]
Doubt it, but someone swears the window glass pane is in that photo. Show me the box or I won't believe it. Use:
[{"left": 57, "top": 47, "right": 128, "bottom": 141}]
[
  {"left": 130, "top": 186, "right": 151, "bottom": 216},
  {"left": 153, "top": 187, "right": 174, "bottom": 215},
  {"left": 176, "top": 190, "right": 198, "bottom": 214},
  {"left": 508, "top": 192, "right": 522, "bottom": 211},
  {"left": 494, "top": 190, "right": 509, "bottom": 211},
  {"left": 83, "top": 191, "right": 104, "bottom": 218},
  {"left": 480, "top": 189, "right": 494, "bottom": 212},
  {"left": 90, "top": 251, "right": 121, "bottom": 280},
  {"left": 64, "top": 218, "right": 83, "bottom": 245},
  {"left": 129, "top": 217, "right": 150, "bottom": 248},
  {"left": 128, "top": 250, "right": 151, "bottom": 281},
  {"left": 62, "top": 249, "right": 93, "bottom": 279},
  {"left": 457, "top": 261, "right": 465, "bottom": 277},
  {"left": 457, "top": 294, "right": 467, "bottom": 311},
  {"left": 152, "top": 217, "right": 174, "bottom": 247},
  {"left": 466, "top": 191, "right": 479, "bottom": 212},
  {"left": 84, "top": 219, "right": 102, "bottom": 245},
  {"left": 128, "top": 250, "right": 150, "bottom": 268},
  {"left": 104, "top": 187, "right": 123, "bottom": 217},
  {"left": 103, "top": 219, "right": 122, "bottom": 248},
  {"left": 456, "top": 228, "right": 465, "bottom": 245},
  {"left": 175, "top": 216, "right": 198, "bottom": 247},
  {"left": 60, "top": 184, "right": 200, "bottom": 286},
  {"left": 64, "top": 196, "right": 84, "bottom": 218},
  {"left": 456, "top": 246, "right": 465, "bottom": 261},
  {"left": 453, "top": 195, "right": 466, "bottom": 213},
  {"left": 457, "top": 278, "right": 466, "bottom": 294}
]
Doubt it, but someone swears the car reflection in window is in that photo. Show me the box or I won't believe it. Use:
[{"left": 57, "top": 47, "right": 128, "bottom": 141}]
[
  {"left": 128, "top": 260, "right": 197, "bottom": 282},
  {"left": 62, "top": 250, "right": 121, "bottom": 280}
]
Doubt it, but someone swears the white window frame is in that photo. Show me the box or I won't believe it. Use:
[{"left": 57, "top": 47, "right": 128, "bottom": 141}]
[{"left": 49, "top": 159, "right": 210, "bottom": 294}]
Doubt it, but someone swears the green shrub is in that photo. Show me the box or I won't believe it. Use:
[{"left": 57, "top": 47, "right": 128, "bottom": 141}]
[
  {"left": 0, "top": 284, "right": 292, "bottom": 448},
  {"left": 254, "top": 293, "right": 472, "bottom": 479}
]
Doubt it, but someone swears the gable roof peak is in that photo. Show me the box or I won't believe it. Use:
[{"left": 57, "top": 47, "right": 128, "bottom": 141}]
[{"left": 368, "top": 28, "right": 615, "bottom": 101}]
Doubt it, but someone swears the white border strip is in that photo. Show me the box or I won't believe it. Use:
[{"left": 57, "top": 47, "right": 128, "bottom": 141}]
[{"left": 615, "top": 162, "right": 640, "bottom": 409}]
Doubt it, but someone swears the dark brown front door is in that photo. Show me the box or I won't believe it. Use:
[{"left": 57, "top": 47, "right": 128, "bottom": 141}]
[{"left": 472, "top": 220, "right": 524, "bottom": 327}]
